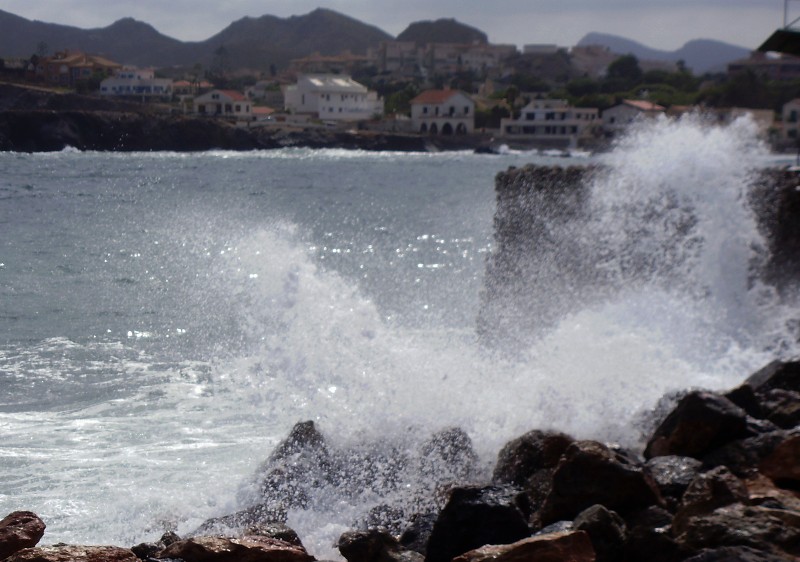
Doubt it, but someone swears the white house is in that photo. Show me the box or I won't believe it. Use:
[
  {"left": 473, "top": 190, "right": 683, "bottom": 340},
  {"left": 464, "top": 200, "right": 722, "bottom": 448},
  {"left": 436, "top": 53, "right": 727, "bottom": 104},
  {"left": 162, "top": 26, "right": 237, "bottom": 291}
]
[
  {"left": 99, "top": 67, "right": 172, "bottom": 99},
  {"left": 283, "top": 74, "right": 383, "bottom": 121},
  {"left": 410, "top": 89, "right": 475, "bottom": 135},
  {"left": 500, "top": 99, "right": 599, "bottom": 148},
  {"left": 194, "top": 90, "right": 253, "bottom": 120},
  {"left": 783, "top": 98, "right": 800, "bottom": 141},
  {"left": 602, "top": 99, "right": 665, "bottom": 135}
]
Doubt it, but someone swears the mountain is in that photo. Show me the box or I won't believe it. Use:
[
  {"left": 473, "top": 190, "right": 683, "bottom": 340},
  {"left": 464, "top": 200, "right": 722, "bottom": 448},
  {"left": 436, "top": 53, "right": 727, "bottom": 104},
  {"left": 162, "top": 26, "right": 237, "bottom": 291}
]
[
  {"left": 577, "top": 32, "right": 750, "bottom": 74},
  {"left": 0, "top": 8, "right": 392, "bottom": 71},
  {"left": 397, "top": 18, "right": 487, "bottom": 46}
]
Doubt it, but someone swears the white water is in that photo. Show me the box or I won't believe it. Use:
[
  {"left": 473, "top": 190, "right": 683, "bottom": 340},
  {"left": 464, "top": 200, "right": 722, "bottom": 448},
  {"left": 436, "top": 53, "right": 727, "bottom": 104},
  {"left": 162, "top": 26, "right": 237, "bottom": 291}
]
[{"left": 0, "top": 117, "right": 797, "bottom": 558}]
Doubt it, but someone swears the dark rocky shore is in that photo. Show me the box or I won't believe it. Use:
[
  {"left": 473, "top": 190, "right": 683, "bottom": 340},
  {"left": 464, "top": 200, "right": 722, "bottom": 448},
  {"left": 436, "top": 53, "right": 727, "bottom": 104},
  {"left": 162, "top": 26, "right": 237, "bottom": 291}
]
[
  {"left": 1, "top": 359, "right": 799, "bottom": 562},
  {"left": 0, "top": 83, "right": 489, "bottom": 153}
]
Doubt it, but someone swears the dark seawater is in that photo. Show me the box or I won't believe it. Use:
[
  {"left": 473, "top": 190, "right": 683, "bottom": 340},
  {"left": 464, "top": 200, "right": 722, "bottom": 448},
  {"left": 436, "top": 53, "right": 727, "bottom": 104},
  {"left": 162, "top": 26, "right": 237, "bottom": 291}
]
[{"left": 0, "top": 123, "right": 797, "bottom": 557}]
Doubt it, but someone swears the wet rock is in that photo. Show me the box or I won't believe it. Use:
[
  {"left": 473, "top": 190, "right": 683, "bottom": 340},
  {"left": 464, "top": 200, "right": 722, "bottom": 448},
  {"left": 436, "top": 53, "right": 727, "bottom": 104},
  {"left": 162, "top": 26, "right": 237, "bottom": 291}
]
[
  {"left": 398, "top": 512, "right": 437, "bottom": 555},
  {"left": 337, "top": 529, "right": 422, "bottom": 562},
  {"left": 417, "top": 427, "right": 478, "bottom": 485},
  {"left": 682, "top": 545, "right": 797, "bottom": 561},
  {"left": 645, "top": 391, "right": 751, "bottom": 459},
  {"left": 539, "top": 440, "right": 662, "bottom": 525},
  {"left": 492, "top": 430, "right": 574, "bottom": 486},
  {"left": 759, "top": 434, "right": 800, "bottom": 487},
  {"left": 195, "top": 503, "right": 290, "bottom": 532},
  {"left": 572, "top": 504, "right": 626, "bottom": 562},
  {"left": 645, "top": 455, "right": 703, "bottom": 507},
  {"left": 673, "top": 503, "right": 800, "bottom": 557},
  {"left": 741, "top": 360, "right": 800, "bottom": 395},
  {"left": 621, "top": 506, "right": 683, "bottom": 562},
  {"left": 728, "top": 361, "right": 800, "bottom": 429},
  {"left": 424, "top": 485, "right": 531, "bottom": 562},
  {"left": 450, "top": 530, "right": 595, "bottom": 562},
  {"left": 158, "top": 535, "right": 315, "bottom": 562},
  {"left": 673, "top": 466, "right": 749, "bottom": 535},
  {"left": 131, "top": 531, "right": 181, "bottom": 560},
  {"left": 702, "top": 429, "right": 795, "bottom": 478},
  {"left": 0, "top": 511, "right": 46, "bottom": 561},
  {"left": 5, "top": 545, "right": 138, "bottom": 562}
]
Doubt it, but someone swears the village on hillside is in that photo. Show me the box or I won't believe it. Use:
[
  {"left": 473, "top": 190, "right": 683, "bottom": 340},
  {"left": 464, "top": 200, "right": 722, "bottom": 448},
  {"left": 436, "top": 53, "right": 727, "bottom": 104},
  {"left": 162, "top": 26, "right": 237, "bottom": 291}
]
[{"left": 2, "top": 32, "right": 799, "bottom": 152}]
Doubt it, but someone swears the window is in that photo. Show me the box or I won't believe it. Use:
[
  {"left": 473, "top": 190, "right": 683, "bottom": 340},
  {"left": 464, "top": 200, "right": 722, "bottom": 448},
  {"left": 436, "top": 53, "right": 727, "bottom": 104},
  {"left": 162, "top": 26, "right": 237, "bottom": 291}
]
[
  {"left": 464, "top": 106, "right": 470, "bottom": 115},
  {"left": 423, "top": 107, "right": 428, "bottom": 114}
]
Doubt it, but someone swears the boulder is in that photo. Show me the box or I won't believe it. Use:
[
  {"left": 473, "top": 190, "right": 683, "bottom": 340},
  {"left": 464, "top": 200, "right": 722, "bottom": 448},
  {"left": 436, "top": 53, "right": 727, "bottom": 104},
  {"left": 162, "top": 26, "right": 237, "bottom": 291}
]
[
  {"left": 131, "top": 531, "right": 181, "bottom": 559},
  {"left": 450, "top": 530, "right": 595, "bottom": 562},
  {"left": 673, "top": 466, "right": 749, "bottom": 535},
  {"left": 673, "top": 503, "right": 800, "bottom": 557},
  {"left": 337, "top": 529, "right": 422, "bottom": 562},
  {"left": 398, "top": 511, "right": 437, "bottom": 555},
  {"left": 158, "top": 535, "right": 315, "bottom": 562},
  {"left": 492, "top": 430, "right": 574, "bottom": 487},
  {"left": 424, "top": 486, "right": 532, "bottom": 562},
  {"left": 645, "top": 391, "right": 751, "bottom": 459},
  {"left": 682, "top": 545, "right": 797, "bottom": 561},
  {"left": 572, "top": 505, "right": 626, "bottom": 562},
  {"left": 417, "top": 427, "right": 478, "bottom": 486},
  {"left": 644, "top": 455, "right": 703, "bottom": 507},
  {"left": 759, "top": 434, "right": 800, "bottom": 486},
  {"left": 727, "top": 361, "right": 800, "bottom": 429},
  {"left": 539, "top": 441, "right": 662, "bottom": 525},
  {"left": 5, "top": 545, "right": 138, "bottom": 562},
  {"left": 621, "top": 507, "right": 683, "bottom": 562},
  {"left": 0, "top": 512, "right": 45, "bottom": 561},
  {"left": 702, "top": 430, "right": 796, "bottom": 478}
]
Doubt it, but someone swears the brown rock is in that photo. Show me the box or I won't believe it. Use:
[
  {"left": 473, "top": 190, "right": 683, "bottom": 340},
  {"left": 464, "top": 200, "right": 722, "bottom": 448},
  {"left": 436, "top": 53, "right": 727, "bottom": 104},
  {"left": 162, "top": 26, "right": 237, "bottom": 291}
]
[
  {"left": 6, "top": 545, "right": 138, "bottom": 562},
  {"left": 0, "top": 512, "right": 45, "bottom": 561},
  {"left": 539, "top": 441, "right": 662, "bottom": 525},
  {"left": 673, "top": 466, "right": 749, "bottom": 536},
  {"left": 492, "top": 430, "right": 574, "bottom": 486},
  {"left": 451, "top": 530, "right": 596, "bottom": 562},
  {"left": 645, "top": 391, "right": 750, "bottom": 459},
  {"left": 759, "top": 434, "right": 800, "bottom": 486},
  {"left": 158, "top": 535, "right": 315, "bottom": 562},
  {"left": 337, "top": 529, "right": 423, "bottom": 562}
]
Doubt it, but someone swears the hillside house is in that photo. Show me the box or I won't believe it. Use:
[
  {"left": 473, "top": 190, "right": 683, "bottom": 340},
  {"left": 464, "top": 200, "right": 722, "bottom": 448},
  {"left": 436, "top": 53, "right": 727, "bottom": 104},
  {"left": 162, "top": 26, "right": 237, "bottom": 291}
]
[
  {"left": 410, "top": 89, "right": 474, "bottom": 135},
  {"left": 283, "top": 74, "right": 383, "bottom": 121},
  {"left": 602, "top": 99, "right": 665, "bottom": 135},
  {"left": 500, "top": 99, "right": 599, "bottom": 148},
  {"left": 194, "top": 90, "right": 253, "bottom": 120},
  {"left": 34, "top": 51, "right": 121, "bottom": 88},
  {"left": 100, "top": 68, "right": 172, "bottom": 100}
]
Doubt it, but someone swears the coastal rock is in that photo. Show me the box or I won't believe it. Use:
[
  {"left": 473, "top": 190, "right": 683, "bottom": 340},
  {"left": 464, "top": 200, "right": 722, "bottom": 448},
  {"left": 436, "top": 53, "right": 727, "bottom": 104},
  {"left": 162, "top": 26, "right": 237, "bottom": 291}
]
[
  {"left": 158, "top": 535, "right": 315, "bottom": 562},
  {"left": 621, "top": 507, "right": 683, "bottom": 562},
  {"left": 727, "top": 361, "right": 800, "bottom": 428},
  {"left": 673, "top": 503, "right": 800, "bottom": 557},
  {"left": 424, "top": 485, "right": 532, "bottom": 562},
  {"left": 682, "top": 545, "right": 797, "bottom": 561},
  {"left": 337, "top": 529, "right": 422, "bottom": 562},
  {"left": 701, "top": 429, "right": 796, "bottom": 478},
  {"left": 759, "top": 433, "right": 800, "bottom": 485},
  {"left": 0, "top": 512, "right": 45, "bottom": 561},
  {"left": 131, "top": 531, "right": 180, "bottom": 559},
  {"left": 673, "top": 466, "right": 749, "bottom": 535},
  {"left": 644, "top": 455, "right": 703, "bottom": 506},
  {"left": 417, "top": 427, "right": 479, "bottom": 486},
  {"left": 492, "top": 430, "right": 574, "bottom": 487},
  {"left": 450, "top": 530, "right": 595, "bottom": 562},
  {"left": 572, "top": 505, "right": 626, "bottom": 562},
  {"left": 644, "top": 391, "right": 751, "bottom": 459},
  {"left": 539, "top": 440, "right": 662, "bottom": 525},
  {"left": 5, "top": 545, "right": 138, "bottom": 562}
]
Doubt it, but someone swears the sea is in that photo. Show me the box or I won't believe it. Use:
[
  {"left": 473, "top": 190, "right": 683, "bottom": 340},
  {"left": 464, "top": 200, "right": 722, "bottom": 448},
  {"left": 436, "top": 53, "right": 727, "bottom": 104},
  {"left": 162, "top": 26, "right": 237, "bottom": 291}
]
[{"left": 1, "top": 115, "right": 798, "bottom": 558}]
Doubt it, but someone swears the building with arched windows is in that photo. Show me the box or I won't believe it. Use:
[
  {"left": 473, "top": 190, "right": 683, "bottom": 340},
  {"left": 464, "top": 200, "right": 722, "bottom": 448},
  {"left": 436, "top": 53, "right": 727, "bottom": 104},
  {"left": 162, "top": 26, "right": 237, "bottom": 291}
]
[{"left": 410, "top": 89, "right": 474, "bottom": 135}]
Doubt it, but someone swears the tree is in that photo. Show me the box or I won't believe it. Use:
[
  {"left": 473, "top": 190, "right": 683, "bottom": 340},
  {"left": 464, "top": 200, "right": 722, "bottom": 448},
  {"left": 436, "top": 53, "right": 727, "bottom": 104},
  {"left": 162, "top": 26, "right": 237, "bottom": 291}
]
[{"left": 607, "top": 55, "right": 643, "bottom": 82}]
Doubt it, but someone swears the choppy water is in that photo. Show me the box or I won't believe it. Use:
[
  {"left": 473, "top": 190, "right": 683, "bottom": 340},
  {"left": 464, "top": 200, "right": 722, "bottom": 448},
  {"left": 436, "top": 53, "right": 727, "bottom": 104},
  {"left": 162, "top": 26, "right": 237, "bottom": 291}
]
[{"left": 0, "top": 119, "right": 797, "bottom": 558}]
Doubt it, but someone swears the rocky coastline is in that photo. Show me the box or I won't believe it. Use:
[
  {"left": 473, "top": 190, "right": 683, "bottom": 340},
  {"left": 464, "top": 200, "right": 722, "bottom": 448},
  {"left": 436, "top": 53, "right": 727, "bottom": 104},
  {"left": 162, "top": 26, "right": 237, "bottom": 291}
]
[
  {"left": 1, "top": 360, "right": 798, "bottom": 562},
  {"left": 0, "top": 83, "right": 490, "bottom": 153}
]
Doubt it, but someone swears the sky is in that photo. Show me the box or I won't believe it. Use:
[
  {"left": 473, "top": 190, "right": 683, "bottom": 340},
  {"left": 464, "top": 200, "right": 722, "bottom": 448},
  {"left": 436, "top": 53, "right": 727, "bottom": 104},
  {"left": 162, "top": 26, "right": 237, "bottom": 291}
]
[{"left": 0, "top": 0, "right": 792, "bottom": 51}]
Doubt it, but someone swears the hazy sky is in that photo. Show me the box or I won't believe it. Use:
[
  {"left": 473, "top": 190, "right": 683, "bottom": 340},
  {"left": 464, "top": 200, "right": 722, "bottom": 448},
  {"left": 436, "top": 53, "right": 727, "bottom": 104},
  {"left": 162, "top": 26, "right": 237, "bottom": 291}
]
[{"left": 1, "top": 0, "right": 791, "bottom": 51}]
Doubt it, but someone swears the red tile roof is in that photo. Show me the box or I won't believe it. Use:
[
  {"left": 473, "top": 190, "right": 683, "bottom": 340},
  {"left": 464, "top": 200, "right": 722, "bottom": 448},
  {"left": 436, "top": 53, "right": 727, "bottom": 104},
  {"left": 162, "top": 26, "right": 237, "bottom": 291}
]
[
  {"left": 411, "top": 89, "right": 463, "bottom": 104},
  {"left": 623, "top": 99, "right": 665, "bottom": 112},
  {"left": 219, "top": 90, "right": 247, "bottom": 101}
]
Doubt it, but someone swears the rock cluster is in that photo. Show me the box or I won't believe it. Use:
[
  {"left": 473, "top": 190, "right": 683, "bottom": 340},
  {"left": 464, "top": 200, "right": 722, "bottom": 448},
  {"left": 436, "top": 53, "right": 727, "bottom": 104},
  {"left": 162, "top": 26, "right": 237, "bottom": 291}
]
[{"left": 2, "top": 360, "right": 798, "bottom": 562}]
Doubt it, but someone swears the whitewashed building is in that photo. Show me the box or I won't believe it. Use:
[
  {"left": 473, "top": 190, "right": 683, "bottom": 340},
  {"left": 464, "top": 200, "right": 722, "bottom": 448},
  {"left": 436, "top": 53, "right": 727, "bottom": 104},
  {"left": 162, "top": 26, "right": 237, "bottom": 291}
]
[
  {"left": 283, "top": 74, "right": 383, "bottom": 121},
  {"left": 410, "top": 89, "right": 475, "bottom": 135},
  {"left": 194, "top": 90, "right": 253, "bottom": 120},
  {"left": 602, "top": 99, "right": 665, "bottom": 135},
  {"left": 500, "top": 99, "right": 599, "bottom": 148},
  {"left": 99, "top": 67, "right": 172, "bottom": 99}
]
